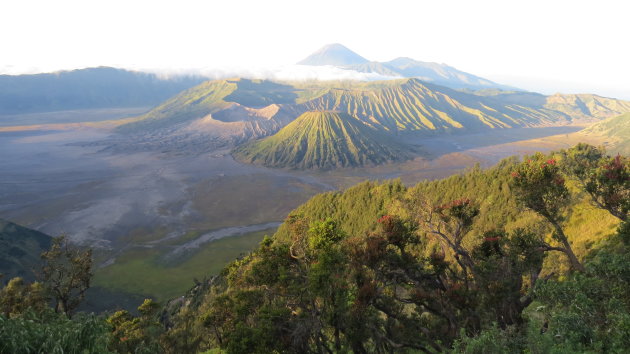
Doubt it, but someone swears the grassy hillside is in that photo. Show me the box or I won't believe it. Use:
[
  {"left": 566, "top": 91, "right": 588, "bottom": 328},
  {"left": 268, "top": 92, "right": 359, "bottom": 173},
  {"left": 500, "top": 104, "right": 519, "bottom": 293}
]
[
  {"left": 299, "top": 78, "right": 574, "bottom": 132},
  {"left": 271, "top": 159, "right": 618, "bottom": 258},
  {"left": 113, "top": 77, "right": 630, "bottom": 169},
  {"left": 233, "top": 111, "right": 411, "bottom": 169},
  {"left": 0, "top": 219, "right": 51, "bottom": 283},
  {"left": 544, "top": 93, "right": 630, "bottom": 120},
  {"left": 118, "top": 77, "right": 630, "bottom": 136},
  {"left": 582, "top": 112, "right": 630, "bottom": 155},
  {"left": 476, "top": 90, "right": 630, "bottom": 121},
  {"left": 116, "top": 78, "right": 299, "bottom": 133}
]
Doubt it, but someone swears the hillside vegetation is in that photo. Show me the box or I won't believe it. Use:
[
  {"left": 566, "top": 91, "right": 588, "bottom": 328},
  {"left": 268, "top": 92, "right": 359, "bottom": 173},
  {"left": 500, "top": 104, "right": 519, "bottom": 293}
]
[
  {"left": 582, "top": 112, "right": 630, "bottom": 155},
  {"left": 233, "top": 111, "right": 411, "bottom": 169},
  {"left": 159, "top": 144, "right": 627, "bottom": 353},
  {"left": 1, "top": 144, "right": 629, "bottom": 353}
]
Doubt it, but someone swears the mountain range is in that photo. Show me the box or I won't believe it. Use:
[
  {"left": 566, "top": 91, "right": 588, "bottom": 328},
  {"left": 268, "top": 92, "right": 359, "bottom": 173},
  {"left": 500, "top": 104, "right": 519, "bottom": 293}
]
[
  {"left": 298, "top": 43, "right": 514, "bottom": 90},
  {"left": 113, "top": 77, "right": 630, "bottom": 169},
  {"left": 3, "top": 44, "right": 630, "bottom": 170},
  {"left": 0, "top": 67, "right": 205, "bottom": 114}
]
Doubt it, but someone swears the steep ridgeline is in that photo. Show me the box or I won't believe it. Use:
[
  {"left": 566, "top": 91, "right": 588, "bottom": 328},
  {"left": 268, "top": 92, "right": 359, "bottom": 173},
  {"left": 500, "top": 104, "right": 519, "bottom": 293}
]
[
  {"left": 544, "top": 94, "right": 630, "bottom": 121},
  {"left": 298, "top": 79, "right": 585, "bottom": 132},
  {"left": 118, "top": 78, "right": 630, "bottom": 136},
  {"left": 233, "top": 111, "right": 411, "bottom": 169},
  {"left": 469, "top": 90, "right": 630, "bottom": 121},
  {"left": 0, "top": 219, "right": 52, "bottom": 283}
]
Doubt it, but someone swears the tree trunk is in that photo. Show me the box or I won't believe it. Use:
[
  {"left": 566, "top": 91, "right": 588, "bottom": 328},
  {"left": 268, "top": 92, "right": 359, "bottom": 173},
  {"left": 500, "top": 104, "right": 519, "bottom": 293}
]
[{"left": 551, "top": 222, "right": 585, "bottom": 272}]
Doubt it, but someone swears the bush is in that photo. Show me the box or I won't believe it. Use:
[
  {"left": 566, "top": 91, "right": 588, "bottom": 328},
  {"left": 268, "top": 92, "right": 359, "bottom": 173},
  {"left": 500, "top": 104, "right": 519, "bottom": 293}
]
[{"left": 0, "top": 308, "right": 110, "bottom": 353}]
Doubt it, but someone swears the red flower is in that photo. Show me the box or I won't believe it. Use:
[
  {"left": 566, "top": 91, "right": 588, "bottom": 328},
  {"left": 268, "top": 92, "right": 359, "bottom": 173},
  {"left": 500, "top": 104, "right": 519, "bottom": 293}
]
[{"left": 377, "top": 215, "right": 392, "bottom": 223}]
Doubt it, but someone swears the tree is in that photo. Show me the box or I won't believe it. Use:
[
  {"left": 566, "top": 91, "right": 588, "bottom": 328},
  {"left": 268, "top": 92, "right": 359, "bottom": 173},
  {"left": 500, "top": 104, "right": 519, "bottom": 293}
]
[
  {"left": 562, "top": 143, "right": 629, "bottom": 221},
  {"left": 107, "top": 298, "right": 163, "bottom": 353},
  {"left": 510, "top": 153, "right": 585, "bottom": 272},
  {"left": 0, "top": 277, "right": 47, "bottom": 317},
  {"left": 40, "top": 235, "right": 92, "bottom": 315},
  {"left": 412, "top": 194, "right": 547, "bottom": 329}
]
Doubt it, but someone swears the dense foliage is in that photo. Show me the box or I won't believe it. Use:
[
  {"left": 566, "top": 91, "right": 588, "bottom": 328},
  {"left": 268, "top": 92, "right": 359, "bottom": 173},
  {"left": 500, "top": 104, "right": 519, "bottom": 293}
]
[{"left": 0, "top": 144, "right": 628, "bottom": 353}]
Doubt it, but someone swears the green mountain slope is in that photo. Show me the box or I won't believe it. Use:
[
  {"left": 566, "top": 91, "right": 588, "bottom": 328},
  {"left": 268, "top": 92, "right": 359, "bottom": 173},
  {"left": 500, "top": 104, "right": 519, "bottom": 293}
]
[
  {"left": 582, "top": 112, "right": 630, "bottom": 155},
  {"left": 233, "top": 111, "right": 410, "bottom": 169},
  {"left": 118, "top": 77, "right": 630, "bottom": 136},
  {"left": 299, "top": 78, "right": 575, "bottom": 132},
  {"left": 116, "top": 78, "right": 298, "bottom": 133},
  {"left": 0, "top": 219, "right": 52, "bottom": 283},
  {"left": 544, "top": 94, "right": 630, "bottom": 120},
  {"left": 472, "top": 90, "right": 630, "bottom": 120},
  {"left": 113, "top": 77, "right": 630, "bottom": 163}
]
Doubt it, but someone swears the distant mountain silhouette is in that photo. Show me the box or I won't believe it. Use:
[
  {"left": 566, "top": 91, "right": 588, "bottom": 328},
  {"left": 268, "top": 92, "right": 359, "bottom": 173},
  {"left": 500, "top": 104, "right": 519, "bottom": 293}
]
[
  {"left": 298, "top": 43, "right": 369, "bottom": 66},
  {"left": 0, "top": 67, "right": 205, "bottom": 114},
  {"left": 298, "top": 44, "right": 515, "bottom": 90}
]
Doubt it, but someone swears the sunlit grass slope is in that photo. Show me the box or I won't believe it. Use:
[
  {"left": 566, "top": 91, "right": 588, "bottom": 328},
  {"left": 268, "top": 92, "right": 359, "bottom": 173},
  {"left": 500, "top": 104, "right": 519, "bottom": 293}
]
[
  {"left": 233, "top": 111, "right": 411, "bottom": 169},
  {"left": 116, "top": 78, "right": 298, "bottom": 133},
  {"left": 117, "top": 77, "right": 630, "bottom": 137},
  {"left": 582, "top": 112, "right": 630, "bottom": 155},
  {"left": 298, "top": 78, "right": 580, "bottom": 132}
]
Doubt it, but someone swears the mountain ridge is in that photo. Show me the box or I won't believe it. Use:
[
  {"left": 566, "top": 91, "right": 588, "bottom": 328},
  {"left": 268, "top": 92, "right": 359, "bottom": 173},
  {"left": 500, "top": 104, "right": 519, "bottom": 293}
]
[
  {"left": 0, "top": 67, "right": 205, "bottom": 115},
  {"left": 298, "top": 44, "right": 514, "bottom": 90},
  {"left": 111, "top": 77, "right": 630, "bottom": 164}
]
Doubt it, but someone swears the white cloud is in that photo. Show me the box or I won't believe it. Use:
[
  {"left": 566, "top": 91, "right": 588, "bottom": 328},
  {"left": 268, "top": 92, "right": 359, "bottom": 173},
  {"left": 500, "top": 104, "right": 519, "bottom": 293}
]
[
  {"left": 1, "top": 0, "right": 628, "bottom": 99},
  {"left": 136, "top": 64, "right": 400, "bottom": 82}
]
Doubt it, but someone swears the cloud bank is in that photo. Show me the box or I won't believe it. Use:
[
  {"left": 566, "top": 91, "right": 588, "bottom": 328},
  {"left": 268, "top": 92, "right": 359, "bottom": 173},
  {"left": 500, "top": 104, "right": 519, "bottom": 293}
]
[{"left": 137, "top": 64, "right": 401, "bottom": 82}]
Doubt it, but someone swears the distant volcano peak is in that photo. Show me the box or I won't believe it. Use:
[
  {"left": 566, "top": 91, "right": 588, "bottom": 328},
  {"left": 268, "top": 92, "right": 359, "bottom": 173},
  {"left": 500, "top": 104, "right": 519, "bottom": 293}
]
[{"left": 298, "top": 43, "right": 369, "bottom": 66}]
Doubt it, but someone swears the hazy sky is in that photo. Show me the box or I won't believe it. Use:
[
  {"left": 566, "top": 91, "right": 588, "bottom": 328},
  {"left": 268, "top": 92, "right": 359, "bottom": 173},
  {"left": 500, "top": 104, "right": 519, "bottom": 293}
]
[{"left": 1, "top": 0, "right": 628, "bottom": 99}]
